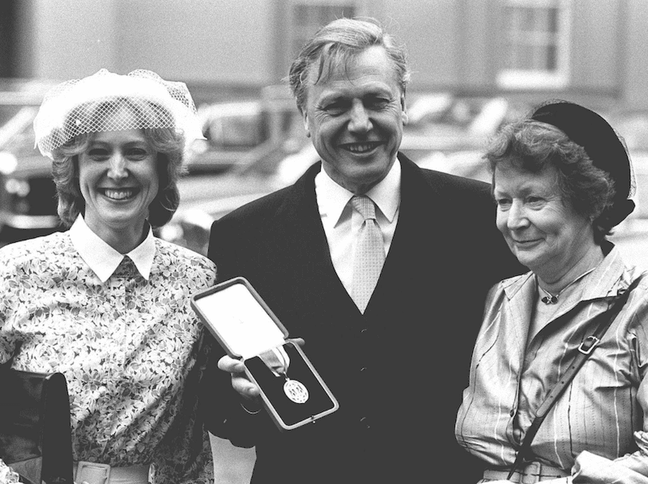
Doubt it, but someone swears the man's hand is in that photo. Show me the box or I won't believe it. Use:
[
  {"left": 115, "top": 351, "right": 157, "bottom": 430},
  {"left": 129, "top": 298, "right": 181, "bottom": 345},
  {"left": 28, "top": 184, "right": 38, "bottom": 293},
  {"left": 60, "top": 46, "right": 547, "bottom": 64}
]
[
  {"left": 217, "top": 354, "right": 260, "bottom": 399},
  {"left": 217, "top": 338, "right": 305, "bottom": 401}
]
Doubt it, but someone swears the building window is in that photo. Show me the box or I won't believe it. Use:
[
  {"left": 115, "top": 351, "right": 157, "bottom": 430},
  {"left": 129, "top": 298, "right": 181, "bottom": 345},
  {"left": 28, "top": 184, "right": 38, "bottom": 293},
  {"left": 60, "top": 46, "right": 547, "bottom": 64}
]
[
  {"left": 497, "top": 0, "right": 571, "bottom": 89},
  {"left": 288, "top": 2, "right": 360, "bottom": 57}
]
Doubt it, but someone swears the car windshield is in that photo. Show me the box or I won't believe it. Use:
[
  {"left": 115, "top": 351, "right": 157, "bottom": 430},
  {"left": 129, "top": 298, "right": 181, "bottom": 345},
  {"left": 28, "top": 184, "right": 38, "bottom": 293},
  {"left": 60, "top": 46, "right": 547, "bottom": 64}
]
[
  {"left": 200, "top": 103, "right": 266, "bottom": 148},
  {"left": 0, "top": 80, "right": 52, "bottom": 158},
  {"left": 0, "top": 105, "right": 39, "bottom": 155}
]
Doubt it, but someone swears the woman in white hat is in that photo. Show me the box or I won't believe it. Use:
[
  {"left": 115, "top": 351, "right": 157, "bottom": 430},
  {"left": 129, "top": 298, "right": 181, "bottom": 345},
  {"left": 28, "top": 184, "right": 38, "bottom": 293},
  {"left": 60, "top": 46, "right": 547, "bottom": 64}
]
[{"left": 0, "top": 69, "right": 215, "bottom": 484}]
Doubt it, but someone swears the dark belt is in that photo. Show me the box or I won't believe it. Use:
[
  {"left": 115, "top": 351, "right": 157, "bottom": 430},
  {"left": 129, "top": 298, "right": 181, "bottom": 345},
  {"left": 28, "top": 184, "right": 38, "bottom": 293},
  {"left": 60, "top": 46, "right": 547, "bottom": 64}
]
[{"left": 484, "top": 461, "right": 569, "bottom": 483}]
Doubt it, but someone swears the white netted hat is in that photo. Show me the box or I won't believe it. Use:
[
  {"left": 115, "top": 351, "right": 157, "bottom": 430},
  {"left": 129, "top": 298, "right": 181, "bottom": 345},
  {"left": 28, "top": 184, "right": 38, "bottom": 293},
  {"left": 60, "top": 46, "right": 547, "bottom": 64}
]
[{"left": 33, "top": 68, "right": 203, "bottom": 159}]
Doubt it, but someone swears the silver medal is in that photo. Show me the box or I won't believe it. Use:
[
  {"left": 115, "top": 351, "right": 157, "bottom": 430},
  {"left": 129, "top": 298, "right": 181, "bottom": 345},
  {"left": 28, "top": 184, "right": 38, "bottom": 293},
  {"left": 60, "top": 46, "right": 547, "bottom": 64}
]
[{"left": 283, "top": 378, "right": 309, "bottom": 404}]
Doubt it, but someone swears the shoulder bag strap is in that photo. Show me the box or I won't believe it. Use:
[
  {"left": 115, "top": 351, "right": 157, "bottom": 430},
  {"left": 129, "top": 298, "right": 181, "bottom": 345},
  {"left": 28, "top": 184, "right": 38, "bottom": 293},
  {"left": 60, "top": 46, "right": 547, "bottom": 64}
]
[{"left": 508, "top": 278, "right": 641, "bottom": 479}]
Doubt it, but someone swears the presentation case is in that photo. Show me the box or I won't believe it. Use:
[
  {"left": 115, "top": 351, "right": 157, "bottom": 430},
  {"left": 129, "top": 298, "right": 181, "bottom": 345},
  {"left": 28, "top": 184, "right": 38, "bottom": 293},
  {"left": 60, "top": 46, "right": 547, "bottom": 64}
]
[{"left": 191, "top": 277, "right": 339, "bottom": 430}]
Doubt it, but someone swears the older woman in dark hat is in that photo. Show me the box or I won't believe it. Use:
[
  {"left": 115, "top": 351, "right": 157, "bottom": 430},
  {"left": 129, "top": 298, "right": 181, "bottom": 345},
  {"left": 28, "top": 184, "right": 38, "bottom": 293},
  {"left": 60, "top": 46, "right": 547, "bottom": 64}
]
[{"left": 456, "top": 100, "right": 648, "bottom": 484}]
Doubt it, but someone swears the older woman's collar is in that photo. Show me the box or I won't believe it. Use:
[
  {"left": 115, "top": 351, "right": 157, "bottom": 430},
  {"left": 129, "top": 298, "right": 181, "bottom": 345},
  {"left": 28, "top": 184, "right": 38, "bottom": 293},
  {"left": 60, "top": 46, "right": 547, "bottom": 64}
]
[
  {"left": 502, "top": 243, "right": 630, "bottom": 304},
  {"left": 70, "top": 215, "right": 155, "bottom": 282}
]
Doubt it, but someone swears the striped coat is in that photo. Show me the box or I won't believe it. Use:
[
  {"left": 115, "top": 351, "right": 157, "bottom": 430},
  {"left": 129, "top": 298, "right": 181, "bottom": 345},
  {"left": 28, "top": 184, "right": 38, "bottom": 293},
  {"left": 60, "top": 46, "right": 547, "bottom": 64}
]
[{"left": 456, "top": 245, "right": 648, "bottom": 483}]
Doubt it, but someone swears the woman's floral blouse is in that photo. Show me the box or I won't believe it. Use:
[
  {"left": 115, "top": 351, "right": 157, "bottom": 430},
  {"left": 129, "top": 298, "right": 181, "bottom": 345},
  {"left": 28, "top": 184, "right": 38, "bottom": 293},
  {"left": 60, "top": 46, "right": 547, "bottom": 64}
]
[{"left": 0, "top": 227, "right": 217, "bottom": 484}]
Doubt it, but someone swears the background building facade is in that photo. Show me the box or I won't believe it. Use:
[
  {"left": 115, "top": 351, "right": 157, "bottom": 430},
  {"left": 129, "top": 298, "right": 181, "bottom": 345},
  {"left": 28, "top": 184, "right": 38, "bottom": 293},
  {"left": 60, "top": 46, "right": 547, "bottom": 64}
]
[{"left": 1, "top": 0, "right": 646, "bottom": 109}]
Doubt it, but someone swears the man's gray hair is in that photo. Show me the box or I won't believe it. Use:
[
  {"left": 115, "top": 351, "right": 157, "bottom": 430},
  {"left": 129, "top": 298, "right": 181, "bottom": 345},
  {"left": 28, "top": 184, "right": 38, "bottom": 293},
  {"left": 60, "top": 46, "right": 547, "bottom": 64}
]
[{"left": 288, "top": 17, "right": 411, "bottom": 113}]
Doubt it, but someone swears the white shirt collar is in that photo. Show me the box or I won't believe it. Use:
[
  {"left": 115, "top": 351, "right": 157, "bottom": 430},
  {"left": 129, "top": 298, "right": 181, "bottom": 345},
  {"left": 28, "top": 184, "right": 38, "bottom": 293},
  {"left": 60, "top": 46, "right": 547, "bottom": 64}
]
[
  {"left": 316, "top": 159, "right": 401, "bottom": 227},
  {"left": 70, "top": 215, "right": 155, "bottom": 282}
]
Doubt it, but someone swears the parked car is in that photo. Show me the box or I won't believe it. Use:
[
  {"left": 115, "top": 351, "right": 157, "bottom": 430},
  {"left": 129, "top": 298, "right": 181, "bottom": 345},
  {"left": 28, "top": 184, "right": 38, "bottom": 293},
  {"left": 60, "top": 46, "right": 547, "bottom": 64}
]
[
  {"left": 0, "top": 81, "right": 62, "bottom": 243},
  {"left": 185, "top": 85, "right": 307, "bottom": 175},
  {"left": 158, "top": 152, "right": 293, "bottom": 255},
  {"left": 403, "top": 94, "right": 529, "bottom": 149}
]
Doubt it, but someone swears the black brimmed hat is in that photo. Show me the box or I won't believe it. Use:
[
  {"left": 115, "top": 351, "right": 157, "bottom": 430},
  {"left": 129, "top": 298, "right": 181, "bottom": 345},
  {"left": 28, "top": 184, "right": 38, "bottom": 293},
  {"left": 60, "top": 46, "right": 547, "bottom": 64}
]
[{"left": 531, "top": 100, "right": 635, "bottom": 227}]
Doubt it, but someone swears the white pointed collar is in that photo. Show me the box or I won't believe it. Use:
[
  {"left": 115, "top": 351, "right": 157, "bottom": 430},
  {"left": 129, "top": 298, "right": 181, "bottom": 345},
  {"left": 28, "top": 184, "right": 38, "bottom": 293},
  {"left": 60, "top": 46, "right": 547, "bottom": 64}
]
[
  {"left": 316, "top": 159, "right": 401, "bottom": 227},
  {"left": 69, "top": 215, "right": 155, "bottom": 282}
]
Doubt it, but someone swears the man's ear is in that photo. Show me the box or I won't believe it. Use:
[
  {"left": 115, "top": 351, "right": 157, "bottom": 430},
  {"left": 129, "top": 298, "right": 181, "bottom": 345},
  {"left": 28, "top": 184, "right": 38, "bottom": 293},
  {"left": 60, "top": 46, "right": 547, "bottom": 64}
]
[
  {"left": 401, "top": 94, "right": 409, "bottom": 125},
  {"left": 302, "top": 111, "right": 311, "bottom": 137}
]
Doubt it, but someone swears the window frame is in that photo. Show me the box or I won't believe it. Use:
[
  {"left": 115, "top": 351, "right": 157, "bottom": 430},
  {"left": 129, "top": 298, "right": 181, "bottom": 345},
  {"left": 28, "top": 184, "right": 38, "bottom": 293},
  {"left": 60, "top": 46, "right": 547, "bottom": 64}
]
[
  {"left": 285, "top": 0, "right": 370, "bottom": 62},
  {"left": 497, "top": 0, "right": 572, "bottom": 90}
]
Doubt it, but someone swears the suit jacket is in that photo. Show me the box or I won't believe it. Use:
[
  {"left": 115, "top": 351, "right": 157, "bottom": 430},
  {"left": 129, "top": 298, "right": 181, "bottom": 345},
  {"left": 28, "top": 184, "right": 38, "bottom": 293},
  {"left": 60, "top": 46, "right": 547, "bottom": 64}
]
[{"left": 202, "top": 154, "right": 524, "bottom": 484}]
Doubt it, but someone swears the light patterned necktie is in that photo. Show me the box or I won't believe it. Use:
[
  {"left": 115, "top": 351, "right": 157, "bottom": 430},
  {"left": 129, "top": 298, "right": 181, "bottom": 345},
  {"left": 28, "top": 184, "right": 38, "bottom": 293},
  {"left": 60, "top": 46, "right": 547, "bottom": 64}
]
[{"left": 350, "top": 195, "right": 385, "bottom": 313}]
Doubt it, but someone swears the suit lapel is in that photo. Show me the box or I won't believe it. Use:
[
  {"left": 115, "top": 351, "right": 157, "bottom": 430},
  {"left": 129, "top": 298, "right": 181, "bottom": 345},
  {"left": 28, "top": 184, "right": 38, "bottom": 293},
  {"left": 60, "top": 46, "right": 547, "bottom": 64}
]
[
  {"left": 272, "top": 163, "right": 358, "bottom": 314},
  {"left": 388, "top": 154, "right": 441, "bottom": 255},
  {"left": 367, "top": 155, "right": 441, "bottom": 308}
]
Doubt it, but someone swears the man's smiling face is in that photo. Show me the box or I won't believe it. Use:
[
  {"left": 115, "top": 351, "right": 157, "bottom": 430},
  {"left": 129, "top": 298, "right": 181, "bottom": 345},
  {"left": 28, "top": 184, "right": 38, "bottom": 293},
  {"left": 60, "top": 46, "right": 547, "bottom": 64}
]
[{"left": 301, "top": 45, "right": 408, "bottom": 194}]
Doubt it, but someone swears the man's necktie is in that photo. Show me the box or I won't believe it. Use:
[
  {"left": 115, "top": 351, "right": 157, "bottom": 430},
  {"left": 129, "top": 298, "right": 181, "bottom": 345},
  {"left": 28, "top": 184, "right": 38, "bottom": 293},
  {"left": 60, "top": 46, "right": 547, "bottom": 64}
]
[{"left": 350, "top": 195, "right": 385, "bottom": 313}]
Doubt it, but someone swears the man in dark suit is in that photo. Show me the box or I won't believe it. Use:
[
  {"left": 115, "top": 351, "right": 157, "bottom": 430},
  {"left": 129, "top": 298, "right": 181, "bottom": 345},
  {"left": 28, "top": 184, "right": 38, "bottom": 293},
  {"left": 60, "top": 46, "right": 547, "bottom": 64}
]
[{"left": 201, "top": 17, "right": 523, "bottom": 484}]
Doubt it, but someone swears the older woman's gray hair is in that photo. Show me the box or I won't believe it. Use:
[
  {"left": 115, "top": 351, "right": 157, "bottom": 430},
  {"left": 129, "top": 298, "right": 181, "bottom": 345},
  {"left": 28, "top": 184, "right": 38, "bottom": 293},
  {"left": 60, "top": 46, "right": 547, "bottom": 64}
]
[
  {"left": 485, "top": 119, "right": 619, "bottom": 243},
  {"left": 51, "top": 97, "right": 185, "bottom": 229},
  {"left": 288, "top": 17, "right": 411, "bottom": 113}
]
